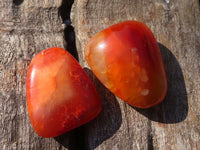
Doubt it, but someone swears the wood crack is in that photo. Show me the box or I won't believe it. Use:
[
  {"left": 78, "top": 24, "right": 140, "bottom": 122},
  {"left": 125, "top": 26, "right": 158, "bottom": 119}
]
[{"left": 59, "top": 0, "right": 79, "bottom": 61}]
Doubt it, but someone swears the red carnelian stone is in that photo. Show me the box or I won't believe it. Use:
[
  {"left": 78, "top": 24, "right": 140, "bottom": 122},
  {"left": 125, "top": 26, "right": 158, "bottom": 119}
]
[
  {"left": 26, "top": 47, "right": 101, "bottom": 137},
  {"left": 85, "top": 21, "right": 167, "bottom": 108}
]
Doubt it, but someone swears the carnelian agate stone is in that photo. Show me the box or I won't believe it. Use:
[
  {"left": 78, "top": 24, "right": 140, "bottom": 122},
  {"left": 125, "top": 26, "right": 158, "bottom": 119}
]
[
  {"left": 85, "top": 21, "right": 167, "bottom": 108},
  {"left": 26, "top": 47, "right": 101, "bottom": 138}
]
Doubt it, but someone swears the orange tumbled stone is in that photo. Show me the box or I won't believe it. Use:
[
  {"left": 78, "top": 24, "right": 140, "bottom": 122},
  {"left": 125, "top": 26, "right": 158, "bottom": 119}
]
[
  {"left": 26, "top": 47, "right": 101, "bottom": 137},
  {"left": 85, "top": 21, "right": 167, "bottom": 108}
]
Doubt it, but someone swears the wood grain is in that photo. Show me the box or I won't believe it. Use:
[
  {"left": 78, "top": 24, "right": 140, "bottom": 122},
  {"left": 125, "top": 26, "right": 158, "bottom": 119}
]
[
  {"left": 0, "top": 0, "right": 68, "bottom": 149},
  {"left": 0, "top": 0, "right": 200, "bottom": 149},
  {"left": 71, "top": 0, "right": 200, "bottom": 149}
]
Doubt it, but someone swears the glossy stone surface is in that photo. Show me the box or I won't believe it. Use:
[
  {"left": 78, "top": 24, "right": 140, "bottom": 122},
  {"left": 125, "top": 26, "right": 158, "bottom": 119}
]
[
  {"left": 26, "top": 47, "right": 101, "bottom": 137},
  {"left": 85, "top": 21, "right": 167, "bottom": 108}
]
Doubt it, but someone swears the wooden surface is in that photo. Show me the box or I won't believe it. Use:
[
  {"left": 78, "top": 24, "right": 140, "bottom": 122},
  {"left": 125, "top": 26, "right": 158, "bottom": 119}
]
[{"left": 0, "top": 0, "right": 200, "bottom": 149}]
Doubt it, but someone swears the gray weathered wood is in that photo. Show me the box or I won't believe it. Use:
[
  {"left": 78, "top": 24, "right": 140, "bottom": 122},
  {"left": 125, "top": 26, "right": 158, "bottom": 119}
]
[
  {"left": 71, "top": 0, "right": 200, "bottom": 149},
  {"left": 0, "top": 0, "right": 69, "bottom": 149},
  {"left": 0, "top": 0, "right": 200, "bottom": 149}
]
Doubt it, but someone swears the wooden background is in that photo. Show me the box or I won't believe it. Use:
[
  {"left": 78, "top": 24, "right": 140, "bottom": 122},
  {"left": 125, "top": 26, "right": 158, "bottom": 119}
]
[{"left": 0, "top": 0, "right": 200, "bottom": 149}]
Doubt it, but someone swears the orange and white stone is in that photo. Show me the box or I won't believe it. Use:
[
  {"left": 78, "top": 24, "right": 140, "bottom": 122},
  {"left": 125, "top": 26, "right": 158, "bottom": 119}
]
[
  {"left": 26, "top": 47, "right": 101, "bottom": 137},
  {"left": 85, "top": 21, "right": 167, "bottom": 108}
]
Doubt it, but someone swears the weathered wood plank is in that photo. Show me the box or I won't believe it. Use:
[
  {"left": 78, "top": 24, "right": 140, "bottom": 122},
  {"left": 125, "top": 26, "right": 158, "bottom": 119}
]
[
  {"left": 0, "top": 0, "right": 200, "bottom": 149},
  {"left": 71, "top": 0, "right": 200, "bottom": 149},
  {"left": 0, "top": 0, "right": 70, "bottom": 149}
]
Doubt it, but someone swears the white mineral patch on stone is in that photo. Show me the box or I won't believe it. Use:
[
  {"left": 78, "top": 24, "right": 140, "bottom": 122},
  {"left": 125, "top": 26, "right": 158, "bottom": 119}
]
[
  {"left": 140, "top": 69, "right": 149, "bottom": 82},
  {"left": 141, "top": 89, "right": 149, "bottom": 96}
]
